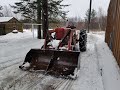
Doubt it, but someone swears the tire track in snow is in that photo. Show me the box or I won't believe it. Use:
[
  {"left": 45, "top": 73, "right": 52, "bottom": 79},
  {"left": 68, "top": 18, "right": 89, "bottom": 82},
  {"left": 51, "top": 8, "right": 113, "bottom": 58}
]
[
  {"left": 29, "top": 77, "right": 74, "bottom": 90},
  {"left": 70, "top": 44, "right": 104, "bottom": 90},
  {"left": 0, "top": 40, "right": 43, "bottom": 71},
  {"left": 9, "top": 73, "right": 75, "bottom": 90},
  {"left": 94, "top": 43, "right": 105, "bottom": 90},
  {"left": 0, "top": 63, "right": 29, "bottom": 90},
  {"left": 30, "top": 76, "right": 66, "bottom": 90},
  {"left": 0, "top": 38, "right": 44, "bottom": 60},
  {"left": 54, "top": 79, "right": 74, "bottom": 90},
  {"left": 63, "top": 80, "right": 74, "bottom": 90},
  {"left": 4, "top": 72, "right": 44, "bottom": 90},
  {"left": 0, "top": 58, "right": 27, "bottom": 90},
  {"left": 53, "top": 79, "right": 66, "bottom": 90},
  {"left": 19, "top": 75, "right": 64, "bottom": 90},
  {"left": 0, "top": 58, "right": 24, "bottom": 71},
  {"left": 21, "top": 74, "right": 46, "bottom": 90},
  {"left": 0, "top": 38, "right": 44, "bottom": 90},
  {"left": 0, "top": 40, "right": 42, "bottom": 71},
  {"left": 1, "top": 72, "right": 29, "bottom": 90},
  {"left": 0, "top": 57, "right": 24, "bottom": 65}
]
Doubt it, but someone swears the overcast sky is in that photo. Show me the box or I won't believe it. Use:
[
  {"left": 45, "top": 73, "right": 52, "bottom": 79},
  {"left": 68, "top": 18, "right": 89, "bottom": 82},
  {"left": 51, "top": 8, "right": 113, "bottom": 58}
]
[
  {"left": 0, "top": 0, "right": 110, "bottom": 19},
  {"left": 62, "top": 0, "right": 110, "bottom": 18}
]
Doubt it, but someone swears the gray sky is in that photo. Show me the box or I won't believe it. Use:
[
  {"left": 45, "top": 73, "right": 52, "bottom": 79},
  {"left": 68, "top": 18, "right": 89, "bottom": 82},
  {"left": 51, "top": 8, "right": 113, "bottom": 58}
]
[
  {"left": 0, "top": 0, "right": 18, "bottom": 5},
  {"left": 0, "top": 0, "right": 110, "bottom": 19},
  {"left": 62, "top": 0, "right": 110, "bottom": 18}
]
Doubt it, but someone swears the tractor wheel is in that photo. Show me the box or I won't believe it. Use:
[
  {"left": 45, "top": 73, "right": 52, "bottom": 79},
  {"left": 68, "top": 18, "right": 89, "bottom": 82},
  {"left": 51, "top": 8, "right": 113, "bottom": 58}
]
[{"left": 79, "top": 29, "right": 87, "bottom": 52}]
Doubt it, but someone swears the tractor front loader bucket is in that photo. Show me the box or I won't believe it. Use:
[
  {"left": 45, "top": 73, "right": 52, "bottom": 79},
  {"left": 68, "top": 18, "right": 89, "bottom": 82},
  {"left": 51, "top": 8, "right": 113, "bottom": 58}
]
[
  {"left": 19, "top": 49, "right": 54, "bottom": 71},
  {"left": 47, "top": 50, "right": 80, "bottom": 77},
  {"left": 19, "top": 49, "right": 80, "bottom": 77}
]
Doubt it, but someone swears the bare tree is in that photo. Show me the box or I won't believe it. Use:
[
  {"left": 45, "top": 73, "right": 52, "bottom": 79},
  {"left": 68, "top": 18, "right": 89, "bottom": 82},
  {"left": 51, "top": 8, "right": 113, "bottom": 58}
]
[{"left": 97, "top": 7, "right": 107, "bottom": 31}]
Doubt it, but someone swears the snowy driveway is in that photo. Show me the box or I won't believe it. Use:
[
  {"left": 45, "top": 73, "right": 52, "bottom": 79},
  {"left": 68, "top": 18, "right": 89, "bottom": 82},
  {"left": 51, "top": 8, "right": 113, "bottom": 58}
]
[{"left": 0, "top": 31, "right": 120, "bottom": 90}]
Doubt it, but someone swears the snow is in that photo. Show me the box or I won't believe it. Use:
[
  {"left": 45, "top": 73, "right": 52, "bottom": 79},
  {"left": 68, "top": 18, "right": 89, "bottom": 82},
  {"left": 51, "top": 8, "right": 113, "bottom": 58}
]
[
  {"left": 47, "top": 40, "right": 60, "bottom": 48},
  {"left": 0, "top": 30, "right": 120, "bottom": 90},
  {"left": 69, "top": 68, "right": 80, "bottom": 79},
  {"left": 96, "top": 42, "right": 120, "bottom": 90},
  {"left": 0, "top": 29, "right": 36, "bottom": 42},
  {"left": 71, "top": 41, "right": 104, "bottom": 90},
  {"left": 22, "top": 62, "right": 30, "bottom": 68},
  {"left": 12, "top": 30, "right": 18, "bottom": 33},
  {"left": 0, "top": 17, "right": 13, "bottom": 22}
]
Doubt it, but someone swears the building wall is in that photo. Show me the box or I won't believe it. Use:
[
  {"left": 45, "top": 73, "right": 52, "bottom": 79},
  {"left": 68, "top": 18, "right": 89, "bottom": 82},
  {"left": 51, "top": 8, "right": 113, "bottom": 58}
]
[
  {"left": 105, "top": 0, "right": 120, "bottom": 66},
  {"left": 5, "top": 18, "right": 23, "bottom": 34},
  {"left": 0, "top": 24, "right": 5, "bottom": 35},
  {"left": 0, "top": 17, "right": 23, "bottom": 35}
]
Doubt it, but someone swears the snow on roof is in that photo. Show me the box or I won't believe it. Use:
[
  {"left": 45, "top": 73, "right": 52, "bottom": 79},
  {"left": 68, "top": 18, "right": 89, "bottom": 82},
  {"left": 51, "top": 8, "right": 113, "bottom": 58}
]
[{"left": 0, "top": 17, "right": 14, "bottom": 22}]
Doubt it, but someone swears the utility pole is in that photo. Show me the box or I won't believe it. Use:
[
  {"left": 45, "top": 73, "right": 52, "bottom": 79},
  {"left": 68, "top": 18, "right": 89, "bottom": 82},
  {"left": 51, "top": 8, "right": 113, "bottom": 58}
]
[
  {"left": 42, "top": 0, "right": 48, "bottom": 39},
  {"left": 88, "top": 0, "right": 92, "bottom": 33}
]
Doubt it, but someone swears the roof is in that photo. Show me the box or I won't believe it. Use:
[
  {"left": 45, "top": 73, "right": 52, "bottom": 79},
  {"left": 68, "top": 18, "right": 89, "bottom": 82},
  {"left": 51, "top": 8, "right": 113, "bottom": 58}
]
[{"left": 0, "top": 17, "right": 14, "bottom": 23}]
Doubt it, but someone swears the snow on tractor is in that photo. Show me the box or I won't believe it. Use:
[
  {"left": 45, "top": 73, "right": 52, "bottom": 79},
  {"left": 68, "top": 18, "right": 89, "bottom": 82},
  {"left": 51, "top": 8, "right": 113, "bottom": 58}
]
[{"left": 19, "top": 27, "right": 87, "bottom": 79}]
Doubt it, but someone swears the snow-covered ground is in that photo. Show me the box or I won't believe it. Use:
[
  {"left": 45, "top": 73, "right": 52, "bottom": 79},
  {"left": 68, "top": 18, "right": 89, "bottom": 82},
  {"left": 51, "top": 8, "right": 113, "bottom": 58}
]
[{"left": 0, "top": 30, "right": 120, "bottom": 90}]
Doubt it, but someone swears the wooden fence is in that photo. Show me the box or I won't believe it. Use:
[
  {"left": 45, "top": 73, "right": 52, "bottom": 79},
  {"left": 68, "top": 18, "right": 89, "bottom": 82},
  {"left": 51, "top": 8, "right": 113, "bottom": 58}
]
[{"left": 105, "top": 0, "right": 120, "bottom": 66}]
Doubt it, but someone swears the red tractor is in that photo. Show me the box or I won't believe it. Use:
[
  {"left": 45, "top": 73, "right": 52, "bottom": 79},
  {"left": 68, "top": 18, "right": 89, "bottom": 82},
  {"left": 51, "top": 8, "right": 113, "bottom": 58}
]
[{"left": 19, "top": 27, "right": 87, "bottom": 79}]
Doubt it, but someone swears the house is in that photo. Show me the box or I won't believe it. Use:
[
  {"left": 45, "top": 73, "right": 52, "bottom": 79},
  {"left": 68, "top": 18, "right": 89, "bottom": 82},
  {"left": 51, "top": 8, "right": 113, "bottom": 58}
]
[
  {"left": 0, "top": 17, "right": 23, "bottom": 35},
  {"left": 105, "top": 0, "right": 120, "bottom": 66}
]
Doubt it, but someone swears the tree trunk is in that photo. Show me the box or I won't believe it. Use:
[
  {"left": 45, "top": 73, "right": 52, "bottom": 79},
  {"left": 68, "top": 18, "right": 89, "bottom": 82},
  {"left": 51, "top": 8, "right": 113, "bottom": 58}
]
[
  {"left": 42, "top": 0, "right": 48, "bottom": 39},
  {"left": 37, "top": 0, "right": 42, "bottom": 39}
]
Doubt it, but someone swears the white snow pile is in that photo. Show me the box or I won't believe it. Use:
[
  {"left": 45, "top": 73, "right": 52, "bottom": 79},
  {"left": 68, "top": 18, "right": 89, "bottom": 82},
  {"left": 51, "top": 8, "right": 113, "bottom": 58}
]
[
  {"left": 51, "top": 40, "right": 60, "bottom": 48},
  {"left": 96, "top": 42, "right": 120, "bottom": 90},
  {"left": 19, "top": 62, "right": 31, "bottom": 71},
  {"left": 0, "top": 17, "right": 13, "bottom": 22},
  {"left": 12, "top": 30, "right": 18, "bottom": 33},
  {"left": 0, "top": 29, "right": 36, "bottom": 41},
  {"left": 22, "top": 62, "right": 30, "bottom": 67},
  {"left": 47, "top": 40, "right": 60, "bottom": 49},
  {"left": 69, "top": 68, "right": 80, "bottom": 79}
]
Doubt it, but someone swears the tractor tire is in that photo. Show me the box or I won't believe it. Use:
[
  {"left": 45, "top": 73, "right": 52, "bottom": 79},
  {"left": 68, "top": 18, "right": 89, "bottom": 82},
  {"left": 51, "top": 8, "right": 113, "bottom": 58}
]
[{"left": 79, "top": 29, "right": 87, "bottom": 52}]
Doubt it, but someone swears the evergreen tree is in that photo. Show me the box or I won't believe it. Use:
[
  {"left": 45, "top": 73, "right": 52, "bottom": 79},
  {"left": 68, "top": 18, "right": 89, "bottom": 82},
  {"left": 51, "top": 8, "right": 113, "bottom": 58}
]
[
  {"left": 85, "top": 9, "right": 97, "bottom": 21},
  {"left": 0, "top": 5, "right": 3, "bottom": 17},
  {"left": 85, "top": 9, "right": 98, "bottom": 30},
  {"left": 11, "top": 0, "right": 69, "bottom": 39},
  {"left": 11, "top": 0, "right": 69, "bottom": 22}
]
